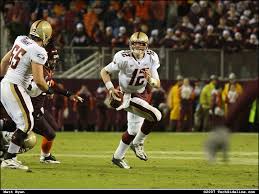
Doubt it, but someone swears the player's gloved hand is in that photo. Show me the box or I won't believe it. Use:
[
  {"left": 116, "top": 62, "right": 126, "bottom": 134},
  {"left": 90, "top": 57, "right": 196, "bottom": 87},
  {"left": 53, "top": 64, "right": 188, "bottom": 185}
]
[
  {"left": 69, "top": 95, "right": 84, "bottom": 102},
  {"left": 141, "top": 68, "right": 151, "bottom": 79},
  {"left": 141, "top": 68, "right": 158, "bottom": 87},
  {"left": 109, "top": 88, "right": 122, "bottom": 101}
]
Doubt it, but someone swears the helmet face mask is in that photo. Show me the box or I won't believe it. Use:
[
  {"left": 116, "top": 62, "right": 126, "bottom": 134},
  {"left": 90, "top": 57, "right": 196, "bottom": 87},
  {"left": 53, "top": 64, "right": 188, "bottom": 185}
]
[
  {"left": 29, "top": 20, "right": 52, "bottom": 46},
  {"left": 129, "top": 32, "right": 149, "bottom": 57}
]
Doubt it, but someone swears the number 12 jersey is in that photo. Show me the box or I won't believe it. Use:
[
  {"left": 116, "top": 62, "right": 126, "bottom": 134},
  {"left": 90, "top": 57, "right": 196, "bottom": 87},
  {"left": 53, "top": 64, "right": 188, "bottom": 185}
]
[{"left": 104, "top": 49, "right": 160, "bottom": 94}]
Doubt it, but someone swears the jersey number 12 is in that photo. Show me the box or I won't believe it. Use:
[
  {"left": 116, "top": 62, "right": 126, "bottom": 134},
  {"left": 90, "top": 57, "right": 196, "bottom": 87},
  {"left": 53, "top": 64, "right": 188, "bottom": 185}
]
[{"left": 129, "top": 68, "right": 147, "bottom": 86}]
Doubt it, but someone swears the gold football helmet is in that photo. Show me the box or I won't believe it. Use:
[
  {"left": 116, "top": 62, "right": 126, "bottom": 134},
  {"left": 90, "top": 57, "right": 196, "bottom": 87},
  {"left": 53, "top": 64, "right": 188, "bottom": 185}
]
[
  {"left": 129, "top": 32, "right": 149, "bottom": 57},
  {"left": 29, "top": 20, "right": 52, "bottom": 46},
  {"left": 19, "top": 131, "right": 37, "bottom": 153}
]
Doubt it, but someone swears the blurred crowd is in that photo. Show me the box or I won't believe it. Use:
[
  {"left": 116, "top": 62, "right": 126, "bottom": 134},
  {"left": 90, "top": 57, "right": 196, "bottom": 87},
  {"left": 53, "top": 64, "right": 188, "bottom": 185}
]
[
  {"left": 2, "top": 0, "right": 259, "bottom": 51},
  {"left": 41, "top": 73, "right": 257, "bottom": 132},
  {"left": 1, "top": 0, "right": 258, "bottom": 132}
]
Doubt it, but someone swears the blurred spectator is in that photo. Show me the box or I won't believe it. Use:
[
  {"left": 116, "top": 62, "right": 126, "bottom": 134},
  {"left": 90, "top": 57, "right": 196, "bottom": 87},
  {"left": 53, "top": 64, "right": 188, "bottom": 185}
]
[
  {"left": 210, "top": 83, "right": 224, "bottom": 126},
  {"left": 179, "top": 78, "right": 194, "bottom": 131},
  {"left": 71, "top": 23, "right": 90, "bottom": 46},
  {"left": 94, "top": 83, "right": 108, "bottom": 131},
  {"left": 167, "top": 75, "right": 183, "bottom": 131},
  {"left": 192, "top": 79, "right": 204, "bottom": 123},
  {"left": 133, "top": 0, "right": 151, "bottom": 23},
  {"left": 75, "top": 85, "right": 93, "bottom": 131},
  {"left": 166, "top": 1, "right": 178, "bottom": 28},
  {"left": 245, "top": 34, "right": 259, "bottom": 49},
  {"left": 232, "top": 32, "right": 244, "bottom": 51},
  {"left": 180, "top": 16, "right": 194, "bottom": 34},
  {"left": 2, "top": 0, "right": 258, "bottom": 51},
  {"left": 121, "top": 0, "right": 135, "bottom": 25},
  {"left": 222, "top": 73, "right": 243, "bottom": 114},
  {"left": 111, "top": 11, "right": 128, "bottom": 37},
  {"left": 111, "top": 26, "right": 128, "bottom": 48},
  {"left": 219, "top": 30, "right": 236, "bottom": 53},
  {"left": 194, "top": 75, "right": 219, "bottom": 132},
  {"left": 83, "top": 6, "right": 98, "bottom": 39},
  {"left": 149, "top": 0, "right": 167, "bottom": 29},
  {"left": 248, "top": 99, "right": 259, "bottom": 132},
  {"left": 178, "top": 32, "right": 192, "bottom": 50},
  {"left": 191, "top": 33, "right": 205, "bottom": 49},
  {"left": 237, "top": 15, "right": 249, "bottom": 36},
  {"left": 204, "top": 25, "right": 219, "bottom": 49},
  {"left": 187, "top": 2, "right": 201, "bottom": 26},
  {"left": 70, "top": 23, "right": 91, "bottom": 62},
  {"left": 149, "top": 29, "right": 160, "bottom": 48},
  {"left": 63, "top": 2, "right": 79, "bottom": 43},
  {"left": 226, "top": 4, "right": 239, "bottom": 28},
  {"left": 194, "top": 17, "right": 207, "bottom": 35},
  {"left": 52, "top": 83, "right": 67, "bottom": 131},
  {"left": 92, "top": 21, "right": 105, "bottom": 46},
  {"left": 103, "top": 26, "right": 114, "bottom": 47},
  {"left": 216, "top": 17, "right": 229, "bottom": 35},
  {"left": 159, "top": 28, "right": 175, "bottom": 48}
]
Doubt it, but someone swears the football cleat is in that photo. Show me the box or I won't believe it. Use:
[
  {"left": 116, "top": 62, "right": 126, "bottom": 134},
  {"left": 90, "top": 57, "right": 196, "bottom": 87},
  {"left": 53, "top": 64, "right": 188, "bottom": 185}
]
[
  {"left": 40, "top": 154, "right": 60, "bottom": 164},
  {"left": 13, "top": 156, "right": 22, "bottom": 164},
  {"left": 130, "top": 143, "right": 148, "bottom": 161},
  {"left": 1, "top": 158, "right": 29, "bottom": 170},
  {"left": 112, "top": 156, "right": 131, "bottom": 169}
]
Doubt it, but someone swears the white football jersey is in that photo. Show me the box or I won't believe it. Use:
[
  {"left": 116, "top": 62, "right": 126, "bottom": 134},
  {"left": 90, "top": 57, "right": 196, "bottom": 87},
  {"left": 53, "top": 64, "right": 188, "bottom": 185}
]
[
  {"left": 104, "top": 49, "right": 160, "bottom": 93},
  {"left": 3, "top": 35, "right": 48, "bottom": 88}
]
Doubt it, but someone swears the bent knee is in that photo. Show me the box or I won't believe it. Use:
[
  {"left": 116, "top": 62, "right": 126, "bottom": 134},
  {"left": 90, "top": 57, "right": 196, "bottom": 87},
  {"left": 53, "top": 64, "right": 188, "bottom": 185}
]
[
  {"left": 43, "top": 129, "right": 56, "bottom": 141},
  {"left": 148, "top": 108, "right": 162, "bottom": 122}
]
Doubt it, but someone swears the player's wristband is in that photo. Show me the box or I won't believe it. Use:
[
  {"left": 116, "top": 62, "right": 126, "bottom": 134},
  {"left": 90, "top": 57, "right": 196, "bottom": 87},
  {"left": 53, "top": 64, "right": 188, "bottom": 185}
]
[
  {"left": 65, "top": 90, "right": 73, "bottom": 97},
  {"left": 45, "top": 87, "right": 54, "bottom": 94},
  {"left": 105, "top": 81, "right": 114, "bottom": 91},
  {"left": 148, "top": 77, "right": 158, "bottom": 87}
]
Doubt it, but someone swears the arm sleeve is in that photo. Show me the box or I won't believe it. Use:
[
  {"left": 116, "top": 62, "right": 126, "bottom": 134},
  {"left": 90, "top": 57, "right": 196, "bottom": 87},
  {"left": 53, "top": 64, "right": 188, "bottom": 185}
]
[
  {"left": 52, "top": 81, "right": 73, "bottom": 97},
  {"left": 30, "top": 47, "right": 48, "bottom": 65},
  {"left": 150, "top": 51, "right": 160, "bottom": 80},
  {"left": 104, "top": 51, "right": 123, "bottom": 73}
]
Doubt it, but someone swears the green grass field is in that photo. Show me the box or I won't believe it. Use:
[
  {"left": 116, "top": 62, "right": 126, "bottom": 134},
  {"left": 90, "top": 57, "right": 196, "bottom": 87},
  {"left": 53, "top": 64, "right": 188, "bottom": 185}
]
[{"left": 1, "top": 132, "right": 258, "bottom": 189}]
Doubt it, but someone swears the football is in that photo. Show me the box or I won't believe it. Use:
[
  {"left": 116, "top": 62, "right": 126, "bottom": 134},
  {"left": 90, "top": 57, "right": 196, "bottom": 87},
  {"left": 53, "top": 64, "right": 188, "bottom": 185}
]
[{"left": 109, "top": 92, "right": 123, "bottom": 109}]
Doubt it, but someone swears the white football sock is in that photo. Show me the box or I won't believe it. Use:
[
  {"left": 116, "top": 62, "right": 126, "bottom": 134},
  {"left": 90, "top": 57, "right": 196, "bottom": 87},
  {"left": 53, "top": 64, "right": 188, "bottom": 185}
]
[
  {"left": 114, "top": 140, "right": 129, "bottom": 159},
  {"left": 7, "top": 142, "right": 20, "bottom": 154},
  {"left": 41, "top": 150, "right": 50, "bottom": 157},
  {"left": 133, "top": 130, "right": 146, "bottom": 145}
]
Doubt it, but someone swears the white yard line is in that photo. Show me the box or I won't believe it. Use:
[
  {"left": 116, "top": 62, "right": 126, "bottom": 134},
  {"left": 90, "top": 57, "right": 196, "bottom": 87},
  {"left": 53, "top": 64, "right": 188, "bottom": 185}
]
[{"left": 22, "top": 151, "right": 258, "bottom": 165}]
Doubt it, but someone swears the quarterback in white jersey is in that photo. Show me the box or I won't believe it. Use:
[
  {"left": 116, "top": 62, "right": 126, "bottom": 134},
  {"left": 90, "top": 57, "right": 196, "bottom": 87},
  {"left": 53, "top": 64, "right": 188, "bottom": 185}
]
[
  {"left": 100, "top": 32, "right": 162, "bottom": 169},
  {"left": 0, "top": 20, "right": 53, "bottom": 170}
]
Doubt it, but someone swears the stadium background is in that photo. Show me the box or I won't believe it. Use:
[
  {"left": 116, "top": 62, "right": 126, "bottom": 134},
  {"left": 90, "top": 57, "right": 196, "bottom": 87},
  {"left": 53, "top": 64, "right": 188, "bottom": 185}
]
[
  {"left": 0, "top": 0, "right": 258, "bottom": 190},
  {"left": 1, "top": 0, "right": 258, "bottom": 132}
]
